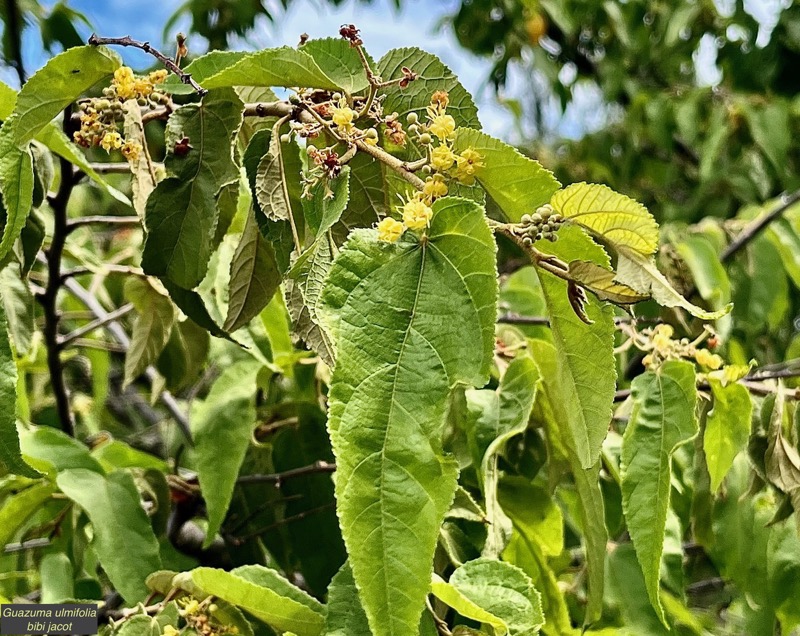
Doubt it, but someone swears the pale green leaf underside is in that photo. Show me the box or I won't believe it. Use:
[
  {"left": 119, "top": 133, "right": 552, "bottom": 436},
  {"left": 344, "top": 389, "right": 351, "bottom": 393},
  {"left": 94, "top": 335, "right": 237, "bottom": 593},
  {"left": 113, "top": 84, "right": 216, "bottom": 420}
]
[
  {"left": 568, "top": 260, "right": 649, "bottom": 304},
  {"left": 123, "top": 278, "right": 176, "bottom": 387},
  {"left": 13, "top": 45, "right": 121, "bottom": 144},
  {"left": 704, "top": 379, "right": 752, "bottom": 492},
  {"left": 191, "top": 361, "right": 259, "bottom": 548},
  {"left": 56, "top": 468, "right": 162, "bottom": 603},
  {"left": 201, "top": 46, "right": 340, "bottom": 91},
  {"left": 188, "top": 565, "right": 325, "bottom": 636},
  {"left": 551, "top": 183, "right": 659, "bottom": 256},
  {"left": 430, "top": 574, "right": 508, "bottom": 633},
  {"left": 453, "top": 128, "right": 560, "bottom": 222},
  {"left": 320, "top": 196, "right": 497, "bottom": 636},
  {"left": 444, "top": 558, "right": 544, "bottom": 636},
  {"left": 621, "top": 360, "right": 697, "bottom": 626},
  {"left": 256, "top": 124, "right": 294, "bottom": 222},
  {"left": 615, "top": 250, "right": 732, "bottom": 320},
  {"left": 301, "top": 38, "right": 371, "bottom": 95}
]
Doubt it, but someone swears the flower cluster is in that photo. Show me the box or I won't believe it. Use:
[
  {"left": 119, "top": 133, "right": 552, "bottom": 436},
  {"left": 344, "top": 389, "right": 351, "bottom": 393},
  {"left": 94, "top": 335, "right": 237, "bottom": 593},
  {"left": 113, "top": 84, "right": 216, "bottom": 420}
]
[
  {"left": 641, "top": 324, "right": 724, "bottom": 370},
  {"left": 73, "top": 66, "right": 169, "bottom": 161},
  {"left": 164, "top": 597, "right": 237, "bottom": 636}
]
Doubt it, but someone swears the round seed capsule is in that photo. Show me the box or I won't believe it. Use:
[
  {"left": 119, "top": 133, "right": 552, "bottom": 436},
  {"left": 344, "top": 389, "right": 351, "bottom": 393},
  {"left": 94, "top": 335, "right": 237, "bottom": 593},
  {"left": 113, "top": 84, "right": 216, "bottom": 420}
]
[
  {"left": 365, "top": 128, "right": 379, "bottom": 140},
  {"left": 332, "top": 92, "right": 342, "bottom": 101},
  {"left": 522, "top": 236, "right": 533, "bottom": 246},
  {"left": 521, "top": 213, "right": 532, "bottom": 223},
  {"left": 421, "top": 164, "right": 432, "bottom": 174},
  {"left": 408, "top": 124, "right": 419, "bottom": 135},
  {"left": 407, "top": 112, "right": 419, "bottom": 125},
  {"left": 418, "top": 133, "right": 432, "bottom": 145},
  {"left": 531, "top": 212, "right": 542, "bottom": 223},
  {"left": 280, "top": 133, "right": 291, "bottom": 143}
]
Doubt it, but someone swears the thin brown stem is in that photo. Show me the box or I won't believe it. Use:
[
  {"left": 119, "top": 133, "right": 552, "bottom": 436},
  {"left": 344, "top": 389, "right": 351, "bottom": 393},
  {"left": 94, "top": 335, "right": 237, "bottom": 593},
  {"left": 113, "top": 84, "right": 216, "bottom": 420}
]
[
  {"left": 355, "top": 139, "right": 426, "bottom": 189},
  {"left": 237, "top": 460, "right": 336, "bottom": 485},
  {"left": 721, "top": 189, "right": 800, "bottom": 262},
  {"left": 58, "top": 303, "right": 134, "bottom": 348},
  {"left": 88, "top": 34, "right": 207, "bottom": 96},
  {"left": 66, "top": 215, "right": 141, "bottom": 233}
]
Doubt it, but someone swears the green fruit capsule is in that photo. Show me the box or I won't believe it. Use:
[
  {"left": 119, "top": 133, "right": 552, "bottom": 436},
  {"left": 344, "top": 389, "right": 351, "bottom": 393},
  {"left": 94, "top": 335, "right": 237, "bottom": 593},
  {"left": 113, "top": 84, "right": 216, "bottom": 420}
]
[{"left": 407, "top": 112, "right": 419, "bottom": 125}]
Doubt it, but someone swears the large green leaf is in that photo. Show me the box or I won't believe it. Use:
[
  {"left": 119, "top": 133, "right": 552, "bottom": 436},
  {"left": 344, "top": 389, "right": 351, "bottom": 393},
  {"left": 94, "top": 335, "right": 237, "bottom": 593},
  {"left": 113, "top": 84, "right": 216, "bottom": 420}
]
[
  {"left": 13, "top": 45, "right": 121, "bottom": 143},
  {"left": 434, "top": 558, "right": 544, "bottom": 636},
  {"left": 527, "top": 338, "right": 607, "bottom": 624},
  {"left": 704, "top": 379, "right": 751, "bottom": 492},
  {"left": 184, "top": 565, "right": 325, "bottom": 636},
  {"left": 123, "top": 277, "right": 176, "bottom": 387},
  {"left": 550, "top": 183, "right": 659, "bottom": 256},
  {"left": 452, "top": 128, "right": 560, "bottom": 222},
  {"left": 302, "top": 167, "right": 351, "bottom": 241},
  {"left": 162, "top": 51, "right": 247, "bottom": 94},
  {"left": 223, "top": 208, "right": 281, "bottom": 332},
  {"left": 465, "top": 356, "right": 539, "bottom": 557},
  {"left": 324, "top": 563, "right": 371, "bottom": 636},
  {"left": 142, "top": 89, "right": 243, "bottom": 288},
  {"left": 320, "top": 196, "right": 497, "bottom": 636},
  {"left": 162, "top": 281, "right": 232, "bottom": 342},
  {"left": 56, "top": 468, "right": 162, "bottom": 602},
  {"left": 536, "top": 226, "right": 616, "bottom": 468},
  {"left": 377, "top": 48, "right": 480, "bottom": 128},
  {"left": 0, "top": 117, "right": 34, "bottom": 263},
  {"left": 300, "top": 38, "right": 371, "bottom": 95},
  {"left": 0, "top": 301, "right": 37, "bottom": 477},
  {"left": 255, "top": 121, "right": 298, "bottom": 223},
  {"left": 19, "top": 425, "right": 104, "bottom": 474},
  {"left": 201, "top": 47, "right": 340, "bottom": 91},
  {"left": 0, "top": 263, "right": 35, "bottom": 355},
  {"left": 192, "top": 360, "right": 260, "bottom": 548},
  {"left": 621, "top": 360, "right": 697, "bottom": 626}
]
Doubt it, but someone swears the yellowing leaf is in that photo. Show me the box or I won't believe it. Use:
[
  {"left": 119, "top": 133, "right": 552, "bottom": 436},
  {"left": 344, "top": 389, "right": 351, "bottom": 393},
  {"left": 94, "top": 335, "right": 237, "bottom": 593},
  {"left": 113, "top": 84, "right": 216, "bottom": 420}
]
[
  {"left": 615, "top": 250, "right": 732, "bottom": 320},
  {"left": 551, "top": 183, "right": 659, "bottom": 256},
  {"left": 568, "top": 260, "right": 649, "bottom": 304}
]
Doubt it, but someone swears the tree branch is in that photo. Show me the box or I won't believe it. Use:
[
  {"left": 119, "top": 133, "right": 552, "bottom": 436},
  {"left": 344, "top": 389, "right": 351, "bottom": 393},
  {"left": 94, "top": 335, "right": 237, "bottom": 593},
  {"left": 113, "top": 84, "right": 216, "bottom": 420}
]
[
  {"left": 87, "top": 34, "right": 207, "bottom": 96},
  {"left": 236, "top": 460, "right": 336, "bottom": 485},
  {"left": 4, "top": 0, "right": 25, "bottom": 85},
  {"left": 58, "top": 303, "right": 134, "bottom": 348},
  {"left": 66, "top": 215, "right": 141, "bottom": 233},
  {"left": 36, "top": 109, "right": 77, "bottom": 436},
  {"left": 62, "top": 277, "right": 193, "bottom": 443},
  {"left": 721, "top": 189, "right": 800, "bottom": 262}
]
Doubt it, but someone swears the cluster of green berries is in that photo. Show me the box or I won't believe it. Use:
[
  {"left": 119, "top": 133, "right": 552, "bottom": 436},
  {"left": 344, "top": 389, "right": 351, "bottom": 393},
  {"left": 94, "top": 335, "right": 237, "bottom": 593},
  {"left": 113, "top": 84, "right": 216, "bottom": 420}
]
[{"left": 518, "top": 203, "right": 564, "bottom": 245}]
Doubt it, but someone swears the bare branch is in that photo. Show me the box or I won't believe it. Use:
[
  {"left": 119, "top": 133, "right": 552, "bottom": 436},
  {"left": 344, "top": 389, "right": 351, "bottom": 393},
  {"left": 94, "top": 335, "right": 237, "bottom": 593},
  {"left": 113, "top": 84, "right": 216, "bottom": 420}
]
[
  {"left": 58, "top": 303, "right": 134, "bottom": 348},
  {"left": 237, "top": 460, "right": 336, "bottom": 485},
  {"left": 66, "top": 215, "right": 141, "bottom": 233},
  {"left": 721, "top": 189, "right": 800, "bottom": 262}
]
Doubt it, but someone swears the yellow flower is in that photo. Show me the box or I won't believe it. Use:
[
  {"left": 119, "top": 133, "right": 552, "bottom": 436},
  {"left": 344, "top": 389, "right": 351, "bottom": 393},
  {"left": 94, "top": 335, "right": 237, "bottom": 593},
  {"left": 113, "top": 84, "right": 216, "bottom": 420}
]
[
  {"left": 402, "top": 198, "right": 433, "bottom": 230},
  {"left": 114, "top": 66, "right": 135, "bottom": 84},
  {"left": 178, "top": 599, "right": 200, "bottom": 617},
  {"left": 429, "top": 114, "right": 455, "bottom": 140},
  {"left": 376, "top": 217, "right": 405, "bottom": 243},
  {"left": 113, "top": 66, "right": 137, "bottom": 100},
  {"left": 100, "top": 131, "right": 123, "bottom": 151},
  {"left": 134, "top": 78, "right": 153, "bottom": 97},
  {"left": 331, "top": 105, "right": 355, "bottom": 130},
  {"left": 695, "top": 349, "right": 723, "bottom": 370},
  {"left": 162, "top": 626, "right": 180, "bottom": 636},
  {"left": 430, "top": 144, "right": 456, "bottom": 171},
  {"left": 453, "top": 147, "right": 483, "bottom": 185},
  {"left": 149, "top": 69, "right": 169, "bottom": 84},
  {"left": 422, "top": 174, "right": 448, "bottom": 201},
  {"left": 121, "top": 140, "right": 142, "bottom": 162}
]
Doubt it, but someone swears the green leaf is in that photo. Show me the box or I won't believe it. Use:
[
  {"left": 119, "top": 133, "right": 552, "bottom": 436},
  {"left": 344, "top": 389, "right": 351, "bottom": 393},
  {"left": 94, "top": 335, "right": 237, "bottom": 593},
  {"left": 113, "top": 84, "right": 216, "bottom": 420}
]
[
  {"left": 121, "top": 101, "right": 157, "bottom": 214},
  {"left": 536, "top": 226, "right": 616, "bottom": 468},
  {"left": 527, "top": 338, "right": 607, "bottom": 624},
  {"left": 1, "top": 263, "right": 35, "bottom": 355},
  {"left": 223, "top": 208, "right": 281, "bottom": 332},
  {"left": 0, "top": 301, "right": 37, "bottom": 477},
  {"left": 123, "top": 278, "right": 176, "bottom": 387},
  {"left": 465, "top": 356, "right": 539, "bottom": 557},
  {"left": 184, "top": 566, "right": 325, "bottom": 636},
  {"left": 377, "top": 48, "right": 480, "bottom": 128},
  {"left": 302, "top": 167, "right": 350, "bottom": 241},
  {"left": 300, "top": 38, "right": 371, "bottom": 94},
  {"left": 142, "top": 89, "right": 243, "bottom": 288},
  {"left": 621, "top": 360, "right": 697, "bottom": 626},
  {"left": 201, "top": 47, "right": 340, "bottom": 91},
  {"left": 0, "top": 481, "right": 55, "bottom": 545},
  {"left": 0, "top": 80, "right": 16, "bottom": 117},
  {"left": 162, "top": 280, "right": 233, "bottom": 342},
  {"left": 323, "top": 563, "right": 371, "bottom": 636},
  {"left": 19, "top": 425, "right": 104, "bottom": 474},
  {"left": 13, "top": 45, "right": 121, "bottom": 143},
  {"left": 40, "top": 553, "right": 74, "bottom": 603},
  {"left": 430, "top": 575, "right": 508, "bottom": 633},
  {"left": 286, "top": 236, "right": 336, "bottom": 366},
  {"left": 452, "top": 128, "right": 560, "bottom": 222},
  {"left": 34, "top": 124, "right": 132, "bottom": 206},
  {"left": 550, "top": 183, "right": 659, "bottom": 256},
  {"left": 320, "top": 196, "right": 497, "bottom": 636},
  {"left": 56, "top": 468, "right": 162, "bottom": 602},
  {"left": 192, "top": 360, "right": 260, "bottom": 548},
  {"left": 162, "top": 51, "right": 247, "bottom": 94},
  {"left": 255, "top": 122, "right": 298, "bottom": 223},
  {"left": 436, "top": 558, "right": 544, "bottom": 636},
  {"left": 567, "top": 260, "right": 648, "bottom": 304},
  {"left": 157, "top": 318, "right": 210, "bottom": 392},
  {"left": 704, "top": 380, "right": 752, "bottom": 492},
  {"left": 615, "top": 249, "right": 732, "bottom": 320},
  {"left": 0, "top": 117, "right": 34, "bottom": 263}
]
